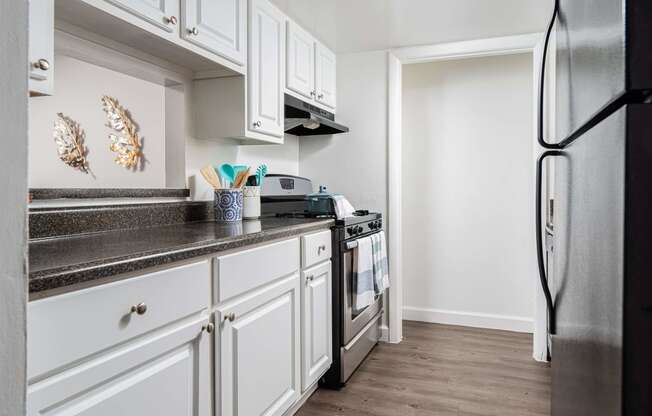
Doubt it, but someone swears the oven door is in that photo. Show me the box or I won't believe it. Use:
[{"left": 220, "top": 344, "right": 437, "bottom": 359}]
[{"left": 341, "top": 236, "right": 383, "bottom": 345}]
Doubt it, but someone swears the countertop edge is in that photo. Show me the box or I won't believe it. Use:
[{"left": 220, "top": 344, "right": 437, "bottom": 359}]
[{"left": 29, "top": 219, "right": 334, "bottom": 296}]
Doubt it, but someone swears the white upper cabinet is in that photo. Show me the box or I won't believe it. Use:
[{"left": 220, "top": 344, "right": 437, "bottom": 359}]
[
  {"left": 182, "top": 0, "right": 246, "bottom": 66},
  {"left": 217, "top": 274, "right": 300, "bottom": 416},
  {"left": 286, "top": 21, "right": 315, "bottom": 101},
  {"left": 285, "top": 19, "right": 337, "bottom": 112},
  {"left": 105, "top": 0, "right": 180, "bottom": 33},
  {"left": 29, "top": 0, "right": 54, "bottom": 96},
  {"left": 315, "top": 41, "right": 336, "bottom": 109},
  {"left": 248, "top": 0, "right": 286, "bottom": 138},
  {"left": 301, "top": 260, "right": 333, "bottom": 391}
]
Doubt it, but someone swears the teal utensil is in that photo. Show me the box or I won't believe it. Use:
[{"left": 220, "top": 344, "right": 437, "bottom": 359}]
[
  {"left": 233, "top": 164, "right": 248, "bottom": 175},
  {"left": 218, "top": 163, "right": 235, "bottom": 188},
  {"left": 256, "top": 164, "right": 268, "bottom": 186}
]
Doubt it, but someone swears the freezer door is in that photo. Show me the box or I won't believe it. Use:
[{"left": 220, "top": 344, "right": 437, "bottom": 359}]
[
  {"left": 555, "top": 0, "right": 652, "bottom": 142},
  {"left": 555, "top": 0, "right": 625, "bottom": 141},
  {"left": 552, "top": 107, "right": 625, "bottom": 416}
]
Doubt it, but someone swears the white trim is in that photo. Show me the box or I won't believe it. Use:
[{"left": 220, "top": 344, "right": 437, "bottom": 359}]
[
  {"left": 403, "top": 306, "right": 534, "bottom": 334},
  {"left": 387, "top": 32, "right": 546, "bottom": 354},
  {"left": 391, "top": 33, "right": 542, "bottom": 65},
  {"left": 386, "top": 52, "right": 403, "bottom": 344}
]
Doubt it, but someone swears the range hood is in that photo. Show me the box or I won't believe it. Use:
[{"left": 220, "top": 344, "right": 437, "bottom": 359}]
[{"left": 284, "top": 94, "right": 349, "bottom": 136}]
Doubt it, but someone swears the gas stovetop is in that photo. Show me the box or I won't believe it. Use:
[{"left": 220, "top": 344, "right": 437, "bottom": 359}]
[{"left": 271, "top": 210, "right": 382, "bottom": 237}]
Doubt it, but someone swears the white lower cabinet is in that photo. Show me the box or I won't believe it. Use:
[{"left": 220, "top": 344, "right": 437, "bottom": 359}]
[
  {"left": 27, "top": 234, "right": 334, "bottom": 416},
  {"left": 301, "top": 260, "right": 332, "bottom": 391},
  {"left": 27, "top": 315, "right": 211, "bottom": 416},
  {"left": 216, "top": 273, "right": 301, "bottom": 416}
]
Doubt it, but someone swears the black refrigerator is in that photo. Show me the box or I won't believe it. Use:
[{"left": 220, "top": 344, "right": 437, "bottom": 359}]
[{"left": 535, "top": 0, "right": 652, "bottom": 415}]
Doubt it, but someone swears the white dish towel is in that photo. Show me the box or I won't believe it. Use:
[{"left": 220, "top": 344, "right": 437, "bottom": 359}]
[{"left": 354, "top": 230, "right": 390, "bottom": 310}]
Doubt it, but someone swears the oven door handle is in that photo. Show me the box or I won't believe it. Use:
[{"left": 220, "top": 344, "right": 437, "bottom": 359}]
[{"left": 346, "top": 240, "right": 358, "bottom": 250}]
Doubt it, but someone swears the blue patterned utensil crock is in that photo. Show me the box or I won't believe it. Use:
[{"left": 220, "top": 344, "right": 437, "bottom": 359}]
[{"left": 214, "top": 189, "right": 243, "bottom": 223}]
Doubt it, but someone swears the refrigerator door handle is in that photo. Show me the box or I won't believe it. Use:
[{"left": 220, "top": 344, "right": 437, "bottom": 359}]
[
  {"left": 537, "top": 0, "right": 561, "bottom": 150},
  {"left": 536, "top": 150, "right": 563, "bottom": 336}
]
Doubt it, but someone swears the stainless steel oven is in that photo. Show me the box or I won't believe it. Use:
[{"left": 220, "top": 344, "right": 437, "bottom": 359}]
[
  {"left": 321, "top": 215, "right": 383, "bottom": 388},
  {"left": 338, "top": 237, "right": 383, "bottom": 382},
  {"left": 342, "top": 239, "right": 383, "bottom": 344}
]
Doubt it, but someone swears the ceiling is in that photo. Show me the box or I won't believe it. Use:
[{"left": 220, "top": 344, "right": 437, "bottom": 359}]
[{"left": 272, "top": 0, "right": 552, "bottom": 54}]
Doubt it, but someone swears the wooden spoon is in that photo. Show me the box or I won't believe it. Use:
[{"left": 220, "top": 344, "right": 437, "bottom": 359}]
[
  {"left": 234, "top": 168, "right": 251, "bottom": 188},
  {"left": 200, "top": 165, "right": 222, "bottom": 189}
]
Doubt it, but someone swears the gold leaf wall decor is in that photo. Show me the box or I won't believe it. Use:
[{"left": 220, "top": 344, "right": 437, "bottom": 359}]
[
  {"left": 100, "top": 95, "right": 142, "bottom": 169},
  {"left": 53, "top": 112, "right": 90, "bottom": 173}
]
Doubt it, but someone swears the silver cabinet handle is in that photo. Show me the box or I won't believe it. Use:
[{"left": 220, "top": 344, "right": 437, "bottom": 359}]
[
  {"left": 223, "top": 312, "right": 236, "bottom": 322},
  {"left": 253, "top": 121, "right": 262, "bottom": 128},
  {"left": 317, "top": 244, "right": 327, "bottom": 254},
  {"left": 164, "top": 15, "right": 178, "bottom": 25},
  {"left": 305, "top": 275, "right": 314, "bottom": 285},
  {"left": 33, "top": 59, "right": 50, "bottom": 71},
  {"left": 202, "top": 323, "right": 215, "bottom": 333},
  {"left": 188, "top": 27, "right": 199, "bottom": 35},
  {"left": 130, "top": 302, "right": 147, "bottom": 315}
]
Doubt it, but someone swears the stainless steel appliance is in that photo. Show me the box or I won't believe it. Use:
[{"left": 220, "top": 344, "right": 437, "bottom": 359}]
[
  {"left": 537, "top": 1, "right": 652, "bottom": 414},
  {"left": 284, "top": 94, "right": 349, "bottom": 136},
  {"left": 260, "top": 174, "right": 383, "bottom": 389}
]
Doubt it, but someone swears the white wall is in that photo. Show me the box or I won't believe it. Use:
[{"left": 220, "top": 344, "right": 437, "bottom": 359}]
[
  {"left": 1, "top": 0, "right": 27, "bottom": 414},
  {"left": 187, "top": 135, "right": 300, "bottom": 201},
  {"left": 28, "top": 51, "right": 301, "bottom": 196},
  {"left": 29, "top": 55, "right": 168, "bottom": 188},
  {"left": 299, "top": 51, "right": 388, "bottom": 218},
  {"left": 401, "top": 54, "right": 536, "bottom": 332}
]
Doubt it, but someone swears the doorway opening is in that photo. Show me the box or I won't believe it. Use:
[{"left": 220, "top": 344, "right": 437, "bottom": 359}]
[{"left": 386, "top": 34, "right": 555, "bottom": 363}]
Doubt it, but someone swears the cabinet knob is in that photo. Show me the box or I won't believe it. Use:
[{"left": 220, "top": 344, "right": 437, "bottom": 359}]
[
  {"left": 33, "top": 59, "right": 50, "bottom": 71},
  {"left": 223, "top": 312, "right": 236, "bottom": 322},
  {"left": 188, "top": 27, "right": 199, "bottom": 35},
  {"left": 164, "top": 15, "right": 178, "bottom": 25},
  {"left": 310, "top": 91, "right": 316, "bottom": 97},
  {"left": 317, "top": 244, "right": 327, "bottom": 254},
  {"left": 130, "top": 302, "right": 148, "bottom": 315},
  {"left": 305, "top": 275, "right": 314, "bottom": 285},
  {"left": 253, "top": 121, "right": 262, "bottom": 128},
  {"left": 202, "top": 323, "right": 215, "bottom": 333}
]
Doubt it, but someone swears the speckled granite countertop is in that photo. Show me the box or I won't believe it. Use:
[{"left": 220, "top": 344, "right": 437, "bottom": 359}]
[{"left": 29, "top": 217, "right": 334, "bottom": 296}]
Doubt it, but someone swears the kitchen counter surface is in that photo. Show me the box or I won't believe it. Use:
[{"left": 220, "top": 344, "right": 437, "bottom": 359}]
[{"left": 29, "top": 217, "right": 334, "bottom": 296}]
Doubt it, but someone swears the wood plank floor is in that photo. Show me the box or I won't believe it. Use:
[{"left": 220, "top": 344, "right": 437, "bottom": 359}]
[{"left": 297, "top": 321, "right": 551, "bottom": 416}]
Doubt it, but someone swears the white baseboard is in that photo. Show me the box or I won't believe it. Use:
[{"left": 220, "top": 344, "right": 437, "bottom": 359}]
[{"left": 403, "top": 306, "right": 533, "bottom": 333}]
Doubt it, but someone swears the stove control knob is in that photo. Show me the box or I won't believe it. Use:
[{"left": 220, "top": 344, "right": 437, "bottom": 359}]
[
  {"left": 368, "top": 222, "right": 375, "bottom": 230},
  {"left": 347, "top": 227, "right": 354, "bottom": 235},
  {"left": 357, "top": 226, "right": 364, "bottom": 234}
]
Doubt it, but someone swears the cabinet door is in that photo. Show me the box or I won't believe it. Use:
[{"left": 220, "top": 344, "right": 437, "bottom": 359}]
[
  {"left": 301, "top": 261, "right": 332, "bottom": 391},
  {"left": 248, "top": 0, "right": 285, "bottom": 138},
  {"left": 315, "top": 42, "right": 336, "bottom": 109},
  {"left": 28, "top": 0, "right": 54, "bottom": 96},
  {"left": 183, "top": 0, "right": 246, "bottom": 66},
  {"left": 286, "top": 21, "right": 315, "bottom": 101},
  {"left": 27, "top": 316, "right": 211, "bottom": 416},
  {"left": 217, "top": 274, "right": 300, "bottom": 416},
  {"left": 105, "top": 0, "right": 179, "bottom": 33}
]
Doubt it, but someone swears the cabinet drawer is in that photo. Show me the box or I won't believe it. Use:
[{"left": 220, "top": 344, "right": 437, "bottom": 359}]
[
  {"left": 301, "top": 230, "right": 332, "bottom": 268},
  {"left": 214, "top": 238, "right": 300, "bottom": 303},
  {"left": 28, "top": 261, "right": 210, "bottom": 380}
]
